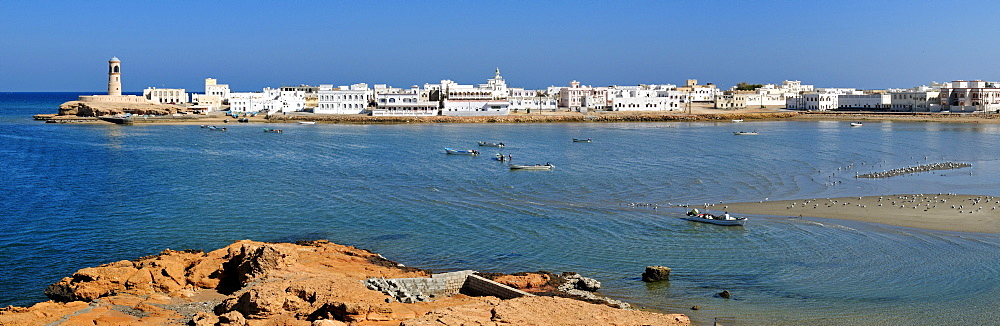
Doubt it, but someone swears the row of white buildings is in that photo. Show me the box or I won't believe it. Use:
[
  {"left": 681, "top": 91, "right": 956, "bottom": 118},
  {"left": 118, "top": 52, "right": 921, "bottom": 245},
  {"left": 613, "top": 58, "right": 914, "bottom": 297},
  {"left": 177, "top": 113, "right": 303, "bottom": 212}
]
[
  {"left": 170, "top": 69, "right": 728, "bottom": 116},
  {"left": 144, "top": 70, "right": 1000, "bottom": 116}
]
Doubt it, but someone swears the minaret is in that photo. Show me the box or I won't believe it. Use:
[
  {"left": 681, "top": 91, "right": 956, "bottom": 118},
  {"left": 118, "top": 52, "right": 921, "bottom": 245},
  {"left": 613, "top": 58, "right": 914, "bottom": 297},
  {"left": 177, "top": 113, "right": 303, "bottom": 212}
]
[{"left": 108, "top": 57, "right": 121, "bottom": 96}]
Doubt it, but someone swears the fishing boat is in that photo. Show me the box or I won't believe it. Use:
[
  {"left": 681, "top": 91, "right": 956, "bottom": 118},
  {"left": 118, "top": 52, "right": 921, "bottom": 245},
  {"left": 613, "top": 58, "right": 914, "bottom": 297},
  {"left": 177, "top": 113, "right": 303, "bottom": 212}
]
[
  {"left": 493, "top": 153, "right": 510, "bottom": 161},
  {"left": 733, "top": 131, "right": 758, "bottom": 135},
  {"left": 263, "top": 128, "right": 283, "bottom": 133},
  {"left": 445, "top": 148, "right": 479, "bottom": 155},
  {"left": 684, "top": 210, "right": 747, "bottom": 226},
  {"left": 509, "top": 163, "right": 554, "bottom": 170},
  {"left": 573, "top": 138, "right": 592, "bottom": 143},
  {"left": 478, "top": 141, "right": 505, "bottom": 147},
  {"left": 207, "top": 126, "right": 227, "bottom": 131},
  {"left": 297, "top": 121, "right": 316, "bottom": 125},
  {"left": 850, "top": 122, "right": 863, "bottom": 127},
  {"left": 732, "top": 119, "right": 744, "bottom": 123}
]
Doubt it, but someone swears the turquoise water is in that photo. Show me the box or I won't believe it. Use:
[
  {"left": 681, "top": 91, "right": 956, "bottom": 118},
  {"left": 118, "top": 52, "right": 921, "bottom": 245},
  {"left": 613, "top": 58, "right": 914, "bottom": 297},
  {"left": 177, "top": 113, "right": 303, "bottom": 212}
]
[{"left": 3, "top": 93, "right": 1000, "bottom": 325}]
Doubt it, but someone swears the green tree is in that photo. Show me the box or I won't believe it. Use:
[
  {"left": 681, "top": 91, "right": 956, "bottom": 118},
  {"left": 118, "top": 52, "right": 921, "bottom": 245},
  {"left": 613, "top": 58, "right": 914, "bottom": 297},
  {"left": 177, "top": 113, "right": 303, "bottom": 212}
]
[{"left": 735, "top": 82, "right": 764, "bottom": 91}]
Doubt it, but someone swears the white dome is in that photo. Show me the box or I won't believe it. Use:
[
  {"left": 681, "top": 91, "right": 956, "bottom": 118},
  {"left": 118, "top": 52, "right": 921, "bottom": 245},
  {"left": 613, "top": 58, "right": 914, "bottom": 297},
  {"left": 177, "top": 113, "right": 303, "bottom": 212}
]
[{"left": 109, "top": 56, "right": 120, "bottom": 62}]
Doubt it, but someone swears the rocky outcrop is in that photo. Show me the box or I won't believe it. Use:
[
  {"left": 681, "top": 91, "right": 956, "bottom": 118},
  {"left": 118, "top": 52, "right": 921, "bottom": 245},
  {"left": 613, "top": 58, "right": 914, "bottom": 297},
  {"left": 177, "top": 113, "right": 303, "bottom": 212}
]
[
  {"left": 58, "top": 100, "right": 185, "bottom": 117},
  {"left": 2, "top": 240, "right": 690, "bottom": 326},
  {"left": 643, "top": 266, "right": 672, "bottom": 282}
]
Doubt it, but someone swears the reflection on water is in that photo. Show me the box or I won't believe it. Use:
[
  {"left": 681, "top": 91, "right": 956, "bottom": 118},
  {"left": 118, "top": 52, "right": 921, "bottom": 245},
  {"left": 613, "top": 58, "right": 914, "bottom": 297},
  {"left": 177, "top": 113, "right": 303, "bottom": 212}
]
[{"left": 3, "top": 97, "right": 1000, "bottom": 325}]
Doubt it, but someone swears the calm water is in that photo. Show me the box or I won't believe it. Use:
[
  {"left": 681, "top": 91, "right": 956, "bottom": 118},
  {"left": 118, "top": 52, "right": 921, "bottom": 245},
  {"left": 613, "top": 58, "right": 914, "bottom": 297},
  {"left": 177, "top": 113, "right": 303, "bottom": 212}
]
[{"left": 3, "top": 92, "right": 1000, "bottom": 325}]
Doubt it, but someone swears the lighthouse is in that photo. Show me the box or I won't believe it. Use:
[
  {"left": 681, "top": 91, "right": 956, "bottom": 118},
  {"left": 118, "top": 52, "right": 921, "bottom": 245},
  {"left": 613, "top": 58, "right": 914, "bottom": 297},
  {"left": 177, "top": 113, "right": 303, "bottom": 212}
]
[{"left": 108, "top": 57, "right": 121, "bottom": 96}]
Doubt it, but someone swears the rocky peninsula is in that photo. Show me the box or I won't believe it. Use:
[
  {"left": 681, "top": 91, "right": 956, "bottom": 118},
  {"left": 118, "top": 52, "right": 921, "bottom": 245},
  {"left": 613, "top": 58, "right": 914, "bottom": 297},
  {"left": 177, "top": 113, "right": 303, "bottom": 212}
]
[{"left": 0, "top": 240, "right": 689, "bottom": 326}]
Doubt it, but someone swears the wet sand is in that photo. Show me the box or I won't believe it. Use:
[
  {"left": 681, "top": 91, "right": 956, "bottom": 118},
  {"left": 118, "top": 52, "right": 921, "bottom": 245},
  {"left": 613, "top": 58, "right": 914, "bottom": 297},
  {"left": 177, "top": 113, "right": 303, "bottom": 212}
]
[{"left": 711, "top": 194, "right": 1000, "bottom": 233}]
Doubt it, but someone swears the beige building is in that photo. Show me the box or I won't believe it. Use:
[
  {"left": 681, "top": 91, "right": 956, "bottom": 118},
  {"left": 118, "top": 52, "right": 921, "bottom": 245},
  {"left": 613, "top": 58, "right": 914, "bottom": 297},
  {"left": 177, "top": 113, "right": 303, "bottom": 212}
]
[{"left": 143, "top": 87, "right": 188, "bottom": 104}]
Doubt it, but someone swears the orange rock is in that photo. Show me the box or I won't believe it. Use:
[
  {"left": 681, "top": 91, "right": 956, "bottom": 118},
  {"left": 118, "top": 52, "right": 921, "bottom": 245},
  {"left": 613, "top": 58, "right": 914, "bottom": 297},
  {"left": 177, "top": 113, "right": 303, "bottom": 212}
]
[{"left": 493, "top": 274, "right": 551, "bottom": 289}]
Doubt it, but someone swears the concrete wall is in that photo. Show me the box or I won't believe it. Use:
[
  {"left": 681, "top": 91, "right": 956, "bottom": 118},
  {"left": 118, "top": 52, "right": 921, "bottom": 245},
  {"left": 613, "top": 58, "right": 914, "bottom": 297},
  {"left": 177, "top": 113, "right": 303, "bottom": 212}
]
[{"left": 460, "top": 274, "right": 533, "bottom": 300}]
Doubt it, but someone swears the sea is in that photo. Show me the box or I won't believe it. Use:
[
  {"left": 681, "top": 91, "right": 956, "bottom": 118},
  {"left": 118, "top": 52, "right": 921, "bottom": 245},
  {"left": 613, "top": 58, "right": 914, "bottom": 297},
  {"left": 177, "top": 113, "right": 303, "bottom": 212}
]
[{"left": 3, "top": 92, "right": 1000, "bottom": 325}]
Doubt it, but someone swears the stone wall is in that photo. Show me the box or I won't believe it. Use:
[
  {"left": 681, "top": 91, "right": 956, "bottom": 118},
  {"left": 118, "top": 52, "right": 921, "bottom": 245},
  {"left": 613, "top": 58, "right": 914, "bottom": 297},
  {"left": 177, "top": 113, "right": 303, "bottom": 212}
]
[
  {"left": 365, "top": 270, "right": 533, "bottom": 303},
  {"left": 78, "top": 95, "right": 148, "bottom": 103}
]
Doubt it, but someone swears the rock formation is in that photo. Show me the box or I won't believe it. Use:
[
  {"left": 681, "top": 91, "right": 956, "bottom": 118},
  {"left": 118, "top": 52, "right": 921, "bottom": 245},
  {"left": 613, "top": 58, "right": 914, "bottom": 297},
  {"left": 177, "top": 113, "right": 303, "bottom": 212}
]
[
  {"left": 58, "top": 100, "right": 185, "bottom": 117},
  {"left": 642, "top": 266, "right": 672, "bottom": 282},
  {"left": 1, "top": 240, "right": 690, "bottom": 326}
]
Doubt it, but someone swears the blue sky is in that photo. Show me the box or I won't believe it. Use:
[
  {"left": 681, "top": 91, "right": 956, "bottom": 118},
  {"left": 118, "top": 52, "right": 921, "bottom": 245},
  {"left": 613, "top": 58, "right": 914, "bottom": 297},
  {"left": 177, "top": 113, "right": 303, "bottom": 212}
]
[{"left": 3, "top": 0, "right": 999, "bottom": 92}]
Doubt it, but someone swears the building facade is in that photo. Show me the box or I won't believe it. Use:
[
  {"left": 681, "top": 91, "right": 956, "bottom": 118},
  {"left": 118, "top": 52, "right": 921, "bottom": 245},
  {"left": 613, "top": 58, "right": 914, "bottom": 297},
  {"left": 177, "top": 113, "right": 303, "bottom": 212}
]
[
  {"left": 143, "top": 87, "right": 188, "bottom": 104},
  {"left": 939, "top": 80, "right": 1000, "bottom": 112}
]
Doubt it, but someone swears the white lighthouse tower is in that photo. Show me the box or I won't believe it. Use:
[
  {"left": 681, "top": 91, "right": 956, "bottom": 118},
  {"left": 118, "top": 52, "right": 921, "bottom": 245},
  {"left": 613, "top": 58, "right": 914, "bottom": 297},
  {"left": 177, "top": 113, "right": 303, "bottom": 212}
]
[{"left": 108, "top": 57, "right": 122, "bottom": 96}]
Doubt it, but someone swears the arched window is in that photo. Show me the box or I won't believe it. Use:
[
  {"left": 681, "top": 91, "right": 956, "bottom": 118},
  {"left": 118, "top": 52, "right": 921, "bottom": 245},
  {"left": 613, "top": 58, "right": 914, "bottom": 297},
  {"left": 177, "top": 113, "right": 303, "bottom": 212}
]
[{"left": 113, "top": 66, "right": 119, "bottom": 73}]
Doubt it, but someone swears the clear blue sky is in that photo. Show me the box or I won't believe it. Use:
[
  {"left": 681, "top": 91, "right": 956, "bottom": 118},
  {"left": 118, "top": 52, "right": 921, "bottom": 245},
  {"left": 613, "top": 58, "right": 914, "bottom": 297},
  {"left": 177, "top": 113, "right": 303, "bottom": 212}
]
[{"left": 3, "top": 0, "right": 999, "bottom": 92}]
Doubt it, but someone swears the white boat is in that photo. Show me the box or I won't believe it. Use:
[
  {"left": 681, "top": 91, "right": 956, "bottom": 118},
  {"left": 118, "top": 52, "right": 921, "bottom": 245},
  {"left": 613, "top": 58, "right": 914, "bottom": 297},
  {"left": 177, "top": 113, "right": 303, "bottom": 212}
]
[
  {"left": 444, "top": 148, "right": 479, "bottom": 155},
  {"left": 850, "top": 122, "right": 863, "bottom": 127},
  {"left": 478, "top": 141, "right": 505, "bottom": 147},
  {"left": 509, "top": 164, "right": 554, "bottom": 170},
  {"left": 298, "top": 121, "right": 316, "bottom": 125},
  {"left": 732, "top": 119, "right": 744, "bottom": 123},
  {"left": 684, "top": 210, "right": 747, "bottom": 226},
  {"left": 733, "top": 131, "right": 758, "bottom": 135}
]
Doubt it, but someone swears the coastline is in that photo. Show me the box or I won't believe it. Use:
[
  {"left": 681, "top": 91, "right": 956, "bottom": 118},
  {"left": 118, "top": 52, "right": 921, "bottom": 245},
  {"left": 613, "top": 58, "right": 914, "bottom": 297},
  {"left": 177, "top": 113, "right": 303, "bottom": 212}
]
[
  {"left": 34, "top": 109, "right": 1000, "bottom": 126},
  {"left": 0, "top": 240, "right": 690, "bottom": 326},
  {"left": 716, "top": 194, "right": 1000, "bottom": 233}
]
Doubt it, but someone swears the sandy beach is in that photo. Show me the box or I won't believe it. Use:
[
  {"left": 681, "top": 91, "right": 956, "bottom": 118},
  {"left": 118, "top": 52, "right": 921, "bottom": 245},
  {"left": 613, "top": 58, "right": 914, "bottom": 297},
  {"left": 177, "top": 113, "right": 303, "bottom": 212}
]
[{"left": 709, "top": 194, "right": 1000, "bottom": 233}]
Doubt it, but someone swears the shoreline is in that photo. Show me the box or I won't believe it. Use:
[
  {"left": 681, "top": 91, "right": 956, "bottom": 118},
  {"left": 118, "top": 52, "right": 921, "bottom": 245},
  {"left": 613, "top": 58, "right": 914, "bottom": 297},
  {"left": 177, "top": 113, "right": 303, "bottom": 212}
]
[
  {"left": 34, "top": 109, "right": 1000, "bottom": 125},
  {"left": 0, "top": 240, "right": 690, "bottom": 325},
  {"left": 714, "top": 194, "right": 1000, "bottom": 233}
]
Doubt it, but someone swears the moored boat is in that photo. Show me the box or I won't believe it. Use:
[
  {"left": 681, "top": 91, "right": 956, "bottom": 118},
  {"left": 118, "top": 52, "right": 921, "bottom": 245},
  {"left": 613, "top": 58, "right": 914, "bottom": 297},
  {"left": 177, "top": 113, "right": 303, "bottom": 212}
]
[
  {"left": 684, "top": 209, "right": 747, "bottom": 226},
  {"left": 573, "top": 138, "right": 592, "bottom": 142},
  {"left": 263, "top": 128, "right": 283, "bottom": 133},
  {"left": 478, "top": 141, "right": 505, "bottom": 147},
  {"left": 445, "top": 148, "right": 479, "bottom": 155},
  {"left": 298, "top": 121, "right": 316, "bottom": 125},
  {"left": 732, "top": 119, "right": 744, "bottom": 123},
  {"left": 509, "top": 163, "right": 554, "bottom": 170},
  {"left": 850, "top": 122, "right": 863, "bottom": 127},
  {"left": 733, "top": 131, "right": 758, "bottom": 135}
]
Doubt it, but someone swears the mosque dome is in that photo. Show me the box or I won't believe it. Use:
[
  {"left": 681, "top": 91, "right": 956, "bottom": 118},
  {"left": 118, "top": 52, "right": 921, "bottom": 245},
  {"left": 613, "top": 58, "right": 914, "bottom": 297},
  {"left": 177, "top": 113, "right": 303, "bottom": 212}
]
[{"left": 109, "top": 57, "right": 120, "bottom": 62}]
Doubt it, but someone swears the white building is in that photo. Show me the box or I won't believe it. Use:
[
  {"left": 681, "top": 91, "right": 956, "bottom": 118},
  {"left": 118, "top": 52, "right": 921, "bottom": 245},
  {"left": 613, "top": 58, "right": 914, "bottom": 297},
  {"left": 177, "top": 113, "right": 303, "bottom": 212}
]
[
  {"left": 441, "top": 99, "right": 510, "bottom": 116},
  {"left": 676, "top": 79, "right": 719, "bottom": 102},
  {"left": 939, "top": 80, "right": 1000, "bottom": 112},
  {"left": 261, "top": 88, "right": 305, "bottom": 114},
  {"left": 889, "top": 85, "right": 941, "bottom": 112},
  {"left": 608, "top": 86, "right": 682, "bottom": 111},
  {"left": 228, "top": 92, "right": 266, "bottom": 113},
  {"left": 372, "top": 91, "right": 438, "bottom": 116},
  {"left": 316, "top": 84, "right": 370, "bottom": 114},
  {"left": 205, "top": 78, "right": 230, "bottom": 102},
  {"left": 507, "top": 88, "right": 558, "bottom": 112},
  {"left": 438, "top": 69, "right": 511, "bottom": 116},
  {"left": 786, "top": 93, "right": 838, "bottom": 111},
  {"left": 716, "top": 80, "right": 814, "bottom": 109},
  {"left": 142, "top": 87, "right": 188, "bottom": 104},
  {"left": 837, "top": 94, "right": 890, "bottom": 110}
]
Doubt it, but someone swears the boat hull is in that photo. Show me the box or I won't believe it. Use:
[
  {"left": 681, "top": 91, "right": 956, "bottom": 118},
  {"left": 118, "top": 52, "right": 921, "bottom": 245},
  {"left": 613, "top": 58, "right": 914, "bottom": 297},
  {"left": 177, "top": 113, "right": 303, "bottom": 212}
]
[
  {"left": 509, "top": 164, "right": 554, "bottom": 170},
  {"left": 683, "top": 216, "right": 747, "bottom": 226}
]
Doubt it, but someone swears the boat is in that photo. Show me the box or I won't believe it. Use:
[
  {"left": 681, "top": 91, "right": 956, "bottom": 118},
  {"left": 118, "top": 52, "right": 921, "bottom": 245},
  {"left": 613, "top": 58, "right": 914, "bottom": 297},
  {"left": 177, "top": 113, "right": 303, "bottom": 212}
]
[
  {"left": 573, "top": 138, "right": 592, "bottom": 143},
  {"left": 263, "top": 128, "right": 283, "bottom": 133},
  {"left": 207, "top": 126, "right": 227, "bottom": 131},
  {"left": 850, "top": 122, "right": 863, "bottom": 127},
  {"left": 733, "top": 131, "right": 758, "bottom": 135},
  {"left": 493, "top": 153, "right": 511, "bottom": 161},
  {"left": 684, "top": 209, "right": 747, "bottom": 226},
  {"left": 478, "top": 141, "right": 505, "bottom": 147},
  {"left": 509, "top": 163, "right": 554, "bottom": 170},
  {"left": 444, "top": 148, "right": 479, "bottom": 155},
  {"left": 298, "top": 121, "right": 316, "bottom": 125},
  {"left": 732, "top": 119, "right": 744, "bottom": 123}
]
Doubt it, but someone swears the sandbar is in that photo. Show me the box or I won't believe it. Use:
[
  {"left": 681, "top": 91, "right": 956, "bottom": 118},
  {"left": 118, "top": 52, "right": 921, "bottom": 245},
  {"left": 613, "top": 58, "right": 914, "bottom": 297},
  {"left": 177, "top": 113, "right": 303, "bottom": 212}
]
[{"left": 713, "top": 194, "right": 1000, "bottom": 233}]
